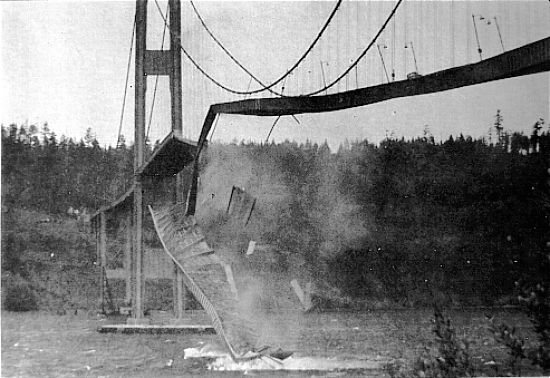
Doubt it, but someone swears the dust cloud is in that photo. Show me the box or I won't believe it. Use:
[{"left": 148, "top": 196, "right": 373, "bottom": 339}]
[{"left": 192, "top": 142, "right": 370, "bottom": 349}]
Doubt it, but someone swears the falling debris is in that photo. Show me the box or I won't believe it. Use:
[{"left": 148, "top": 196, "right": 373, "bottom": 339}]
[
  {"left": 149, "top": 204, "right": 260, "bottom": 360},
  {"left": 223, "top": 263, "right": 238, "bottom": 299},
  {"left": 246, "top": 241, "right": 256, "bottom": 256},
  {"left": 227, "top": 186, "right": 256, "bottom": 225},
  {"left": 290, "top": 279, "right": 313, "bottom": 311}
]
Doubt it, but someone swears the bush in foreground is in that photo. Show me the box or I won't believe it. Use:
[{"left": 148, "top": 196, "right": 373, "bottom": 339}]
[
  {"left": 490, "top": 280, "right": 550, "bottom": 375},
  {"left": 412, "top": 305, "right": 475, "bottom": 378}
]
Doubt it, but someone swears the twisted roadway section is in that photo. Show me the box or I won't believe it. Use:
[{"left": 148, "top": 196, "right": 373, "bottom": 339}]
[{"left": 148, "top": 204, "right": 259, "bottom": 361}]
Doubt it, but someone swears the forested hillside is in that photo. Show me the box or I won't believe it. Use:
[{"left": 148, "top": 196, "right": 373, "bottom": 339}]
[
  {"left": 2, "top": 115, "right": 549, "bottom": 307},
  {"left": 1, "top": 124, "right": 135, "bottom": 214}
]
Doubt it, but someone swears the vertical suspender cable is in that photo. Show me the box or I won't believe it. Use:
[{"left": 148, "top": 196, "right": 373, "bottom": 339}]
[
  {"left": 327, "top": 3, "right": 331, "bottom": 93},
  {"left": 322, "top": 2, "right": 328, "bottom": 93},
  {"left": 320, "top": 61, "right": 328, "bottom": 94},
  {"left": 244, "top": 77, "right": 253, "bottom": 99},
  {"left": 264, "top": 78, "right": 287, "bottom": 143},
  {"left": 202, "top": 19, "right": 208, "bottom": 130},
  {"left": 403, "top": 0, "right": 407, "bottom": 75},
  {"left": 391, "top": 4, "right": 396, "bottom": 81},
  {"left": 376, "top": 1, "right": 389, "bottom": 83},
  {"left": 345, "top": 0, "right": 350, "bottom": 91},
  {"left": 377, "top": 44, "right": 390, "bottom": 83},
  {"left": 493, "top": 16, "right": 505, "bottom": 52},
  {"left": 336, "top": 4, "right": 340, "bottom": 92},
  {"left": 355, "top": 1, "right": 367, "bottom": 88},
  {"left": 318, "top": 2, "right": 324, "bottom": 92},
  {"left": 450, "top": 0, "right": 455, "bottom": 67},
  {"left": 472, "top": 14, "right": 483, "bottom": 61},
  {"left": 364, "top": 1, "right": 369, "bottom": 87},
  {"left": 419, "top": 1, "right": 424, "bottom": 73},
  {"left": 117, "top": 15, "right": 136, "bottom": 147},
  {"left": 466, "top": 2, "right": 472, "bottom": 63},
  {"left": 433, "top": 2, "right": 437, "bottom": 71}
]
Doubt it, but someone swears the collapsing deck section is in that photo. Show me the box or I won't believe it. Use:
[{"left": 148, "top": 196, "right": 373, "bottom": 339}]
[
  {"left": 91, "top": 132, "right": 199, "bottom": 334},
  {"left": 148, "top": 203, "right": 259, "bottom": 360},
  {"left": 93, "top": 35, "right": 550, "bottom": 358},
  {"left": 91, "top": 132, "right": 197, "bottom": 222},
  {"left": 138, "top": 132, "right": 197, "bottom": 177}
]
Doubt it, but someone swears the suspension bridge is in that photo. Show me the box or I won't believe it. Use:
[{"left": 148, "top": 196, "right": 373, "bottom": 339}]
[
  {"left": 94, "top": 0, "right": 550, "bottom": 359},
  {"left": 117, "top": 0, "right": 550, "bottom": 147}
]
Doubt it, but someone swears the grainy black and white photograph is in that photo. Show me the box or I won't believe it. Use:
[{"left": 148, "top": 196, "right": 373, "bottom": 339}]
[{"left": 1, "top": 0, "right": 549, "bottom": 376}]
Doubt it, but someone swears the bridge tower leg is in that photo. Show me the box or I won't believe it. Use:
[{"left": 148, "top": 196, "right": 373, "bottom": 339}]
[
  {"left": 130, "top": 0, "right": 186, "bottom": 323},
  {"left": 131, "top": 0, "right": 146, "bottom": 322},
  {"left": 169, "top": 0, "right": 187, "bottom": 320}
]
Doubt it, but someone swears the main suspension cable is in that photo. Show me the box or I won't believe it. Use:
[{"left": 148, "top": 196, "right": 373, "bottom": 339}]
[
  {"left": 154, "top": 0, "right": 401, "bottom": 98},
  {"left": 116, "top": 14, "right": 136, "bottom": 147},
  {"left": 154, "top": 0, "right": 343, "bottom": 97},
  {"left": 189, "top": 0, "right": 342, "bottom": 96},
  {"left": 153, "top": 0, "right": 267, "bottom": 95},
  {"left": 300, "top": 0, "right": 403, "bottom": 97}
]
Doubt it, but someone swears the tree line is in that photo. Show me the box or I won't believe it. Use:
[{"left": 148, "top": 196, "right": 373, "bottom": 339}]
[
  {"left": 2, "top": 112, "right": 549, "bottom": 304},
  {"left": 1, "top": 124, "right": 136, "bottom": 214}
]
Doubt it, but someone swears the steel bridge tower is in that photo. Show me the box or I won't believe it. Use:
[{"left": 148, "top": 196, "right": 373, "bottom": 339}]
[{"left": 131, "top": 0, "right": 185, "bottom": 322}]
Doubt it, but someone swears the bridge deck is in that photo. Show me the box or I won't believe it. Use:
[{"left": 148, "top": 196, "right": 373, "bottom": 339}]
[
  {"left": 205, "top": 36, "right": 549, "bottom": 133},
  {"left": 184, "top": 36, "right": 549, "bottom": 214},
  {"left": 95, "top": 37, "right": 549, "bottom": 219},
  {"left": 217, "top": 37, "right": 549, "bottom": 117}
]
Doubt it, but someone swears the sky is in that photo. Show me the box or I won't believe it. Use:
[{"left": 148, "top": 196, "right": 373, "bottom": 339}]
[{"left": 1, "top": 1, "right": 549, "bottom": 150}]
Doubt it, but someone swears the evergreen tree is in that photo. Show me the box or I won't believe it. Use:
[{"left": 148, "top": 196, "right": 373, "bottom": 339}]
[{"left": 494, "top": 109, "right": 504, "bottom": 146}]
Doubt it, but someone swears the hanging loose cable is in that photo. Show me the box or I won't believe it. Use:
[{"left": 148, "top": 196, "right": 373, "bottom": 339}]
[
  {"left": 377, "top": 44, "right": 390, "bottom": 83},
  {"left": 391, "top": 4, "right": 396, "bottom": 81},
  {"left": 116, "top": 14, "right": 136, "bottom": 147},
  {"left": 264, "top": 78, "right": 299, "bottom": 142},
  {"left": 265, "top": 79, "right": 288, "bottom": 142},
  {"left": 208, "top": 113, "right": 220, "bottom": 142},
  {"left": 146, "top": 1, "right": 170, "bottom": 142},
  {"left": 493, "top": 16, "right": 505, "bottom": 52},
  {"left": 188, "top": 0, "right": 342, "bottom": 96},
  {"left": 265, "top": 116, "right": 282, "bottom": 143}
]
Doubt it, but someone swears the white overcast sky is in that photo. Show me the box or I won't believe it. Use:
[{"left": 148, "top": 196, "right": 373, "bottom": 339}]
[{"left": 1, "top": 1, "right": 549, "bottom": 149}]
